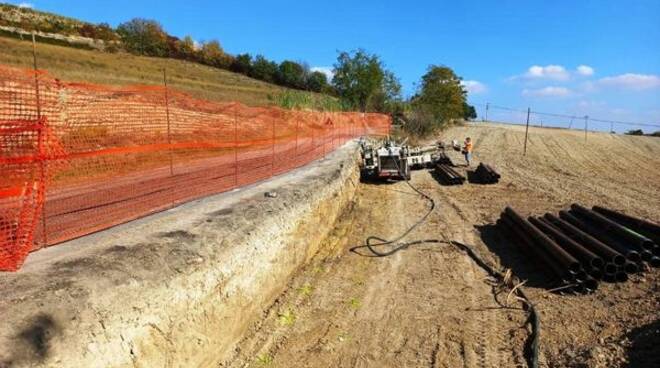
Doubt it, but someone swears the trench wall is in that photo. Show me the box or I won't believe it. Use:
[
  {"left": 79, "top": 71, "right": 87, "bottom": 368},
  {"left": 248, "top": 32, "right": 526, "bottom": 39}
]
[{"left": 0, "top": 142, "right": 360, "bottom": 368}]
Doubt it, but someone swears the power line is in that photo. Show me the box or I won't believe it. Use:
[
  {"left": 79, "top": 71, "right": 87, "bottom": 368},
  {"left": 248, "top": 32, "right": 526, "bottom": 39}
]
[{"left": 470, "top": 101, "right": 660, "bottom": 129}]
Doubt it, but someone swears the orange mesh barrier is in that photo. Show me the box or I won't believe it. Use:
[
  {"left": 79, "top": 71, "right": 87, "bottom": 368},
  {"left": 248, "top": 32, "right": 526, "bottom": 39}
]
[{"left": 0, "top": 64, "right": 391, "bottom": 271}]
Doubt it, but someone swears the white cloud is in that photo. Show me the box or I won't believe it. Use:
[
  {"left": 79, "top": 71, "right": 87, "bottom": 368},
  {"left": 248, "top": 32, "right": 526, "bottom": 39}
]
[
  {"left": 522, "top": 86, "right": 573, "bottom": 97},
  {"left": 460, "top": 80, "right": 487, "bottom": 94},
  {"left": 17, "top": 2, "right": 33, "bottom": 8},
  {"left": 576, "top": 65, "right": 595, "bottom": 76},
  {"left": 597, "top": 73, "right": 660, "bottom": 90},
  {"left": 310, "top": 66, "right": 334, "bottom": 81},
  {"left": 523, "top": 65, "right": 570, "bottom": 81}
]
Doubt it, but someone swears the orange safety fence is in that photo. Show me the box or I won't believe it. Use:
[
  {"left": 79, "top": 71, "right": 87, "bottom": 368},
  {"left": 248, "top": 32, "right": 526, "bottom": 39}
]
[{"left": 0, "top": 64, "right": 391, "bottom": 271}]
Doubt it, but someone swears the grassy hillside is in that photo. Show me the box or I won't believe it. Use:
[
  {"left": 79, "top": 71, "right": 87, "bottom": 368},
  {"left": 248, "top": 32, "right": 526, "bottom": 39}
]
[{"left": 0, "top": 36, "right": 335, "bottom": 107}]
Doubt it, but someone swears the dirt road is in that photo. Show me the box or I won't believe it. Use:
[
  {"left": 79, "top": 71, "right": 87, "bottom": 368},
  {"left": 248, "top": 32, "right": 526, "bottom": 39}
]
[
  {"left": 221, "top": 170, "right": 528, "bottom": 368},
  {"left": 221, "top": 123, "right": 659, "bottom": 368}
]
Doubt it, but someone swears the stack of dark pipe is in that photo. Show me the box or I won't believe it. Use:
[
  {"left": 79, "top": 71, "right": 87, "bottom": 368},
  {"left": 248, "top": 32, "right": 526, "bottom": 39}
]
[
  {"left": 436, "top": 152, "right": 453, "bottom": 166},
  {"left": 473, "top": 163, "right": 501, "bottom": 184},
  {"left": 498, "top": 204, "right": 659, "bottom": 294},
  {"left": 435, "top": 164, "right": 465, "bottom": 185}
]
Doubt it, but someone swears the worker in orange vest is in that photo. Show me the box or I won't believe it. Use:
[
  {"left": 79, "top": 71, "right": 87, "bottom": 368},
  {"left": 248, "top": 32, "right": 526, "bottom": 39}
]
[{"left": 462, "top": 137, "right": 473, "bottom": 166}]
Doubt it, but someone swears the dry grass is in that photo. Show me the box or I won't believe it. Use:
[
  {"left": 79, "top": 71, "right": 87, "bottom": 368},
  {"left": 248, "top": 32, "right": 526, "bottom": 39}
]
[{"left": 0, "top": 36, "right": 321, "bottom": 107}]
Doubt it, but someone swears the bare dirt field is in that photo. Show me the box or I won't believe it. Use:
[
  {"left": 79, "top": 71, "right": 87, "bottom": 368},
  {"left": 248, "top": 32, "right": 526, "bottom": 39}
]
[{"left": 220, "top": 123, "right": 659, "bottom": 368}]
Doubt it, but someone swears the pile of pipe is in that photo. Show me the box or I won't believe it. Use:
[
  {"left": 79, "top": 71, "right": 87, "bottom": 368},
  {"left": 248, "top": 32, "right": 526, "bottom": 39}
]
[
  {"left": 435, "top": 152, "right": 454, "bottom": 166},
  {"left": 434, "top": 163, "right": 465, "bottom": 185},
  {"left": 473, "top": 163, "right": 501, "bottom": 184},
  {"left": 497, "top": 204, "right": 659, "bottom": 294}
]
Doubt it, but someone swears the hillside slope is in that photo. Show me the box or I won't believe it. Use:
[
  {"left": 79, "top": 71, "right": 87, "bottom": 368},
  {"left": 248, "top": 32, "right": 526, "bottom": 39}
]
[{"left": 0, "top": 36, "right": 324, "bottom": 106}]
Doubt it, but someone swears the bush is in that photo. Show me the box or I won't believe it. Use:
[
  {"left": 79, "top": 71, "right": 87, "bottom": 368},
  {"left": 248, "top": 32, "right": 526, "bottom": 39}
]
[{"left": 625, "top": 129, "right": 644, "bottom": 136}]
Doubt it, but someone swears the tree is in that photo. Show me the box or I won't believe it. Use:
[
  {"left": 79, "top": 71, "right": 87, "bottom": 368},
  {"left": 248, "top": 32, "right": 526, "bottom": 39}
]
[
  {"left": 277, "top": 60, "right": 306, "bottom": 89},
  {"left": 231, "top": 53, "right": 253, "bottom": 75},
  {"left": 199, "top": 40, "right": 231, "bottom": 68},
  {"left": 178, "top": 36, "right": 196, "bottom": 60},
  {"left": 412, "top": 65, "right": 467, "bottom": 124},
  {"left": 117, "top": 18, "right": 168, "bottom": 56},
  {"left": 463, "top": 102, "right": 477, "bottom": 120},
  {"left": 332, "top": 49, "right": 400, "bottom": 112},
  {"left": 625, "top": 129, "right": 644, "bottom": 136},
  {"left": 306, "top": 71, "right": 329, "bottom": 93},
  {"left": 250, "top": 55, "right": 279, "bottom": 83}
]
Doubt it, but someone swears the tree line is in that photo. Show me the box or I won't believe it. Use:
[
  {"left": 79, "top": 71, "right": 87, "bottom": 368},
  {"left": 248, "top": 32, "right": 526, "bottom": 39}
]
[
  {"left": 83, "top": 18, "right": 479, "bottom": 135},
  {"left": 2, "top": 4, "right": 477, "bottom": 136}
]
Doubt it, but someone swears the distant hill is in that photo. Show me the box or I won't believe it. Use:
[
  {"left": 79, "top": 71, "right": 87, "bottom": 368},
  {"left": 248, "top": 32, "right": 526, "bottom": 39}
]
[
  {"left": 0, "top": 2, "right": 335, "bottom": 99},
  {"left": 0, "top": 35, "right": 339, "bottom": 108}
]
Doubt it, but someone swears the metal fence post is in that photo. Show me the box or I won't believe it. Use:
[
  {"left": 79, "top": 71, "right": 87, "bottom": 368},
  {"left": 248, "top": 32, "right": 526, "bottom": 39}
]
[
  {"left": 31, "top": 33, "right": 48, "bottom": 247},
  {"left": 523, "top": 107, "right": 531, "bottom": 155},
  {"left": 295, "top": 114, "right": 299, "bottom": 165},
  {"left": 271, "top": 118, "right": 275, "bottom": 176},
  {"left": 233, "top": 104, "right": 238, "bottom": 187},
  {"left": 163, "top": 68, "right": 174, "bottom": 176}
]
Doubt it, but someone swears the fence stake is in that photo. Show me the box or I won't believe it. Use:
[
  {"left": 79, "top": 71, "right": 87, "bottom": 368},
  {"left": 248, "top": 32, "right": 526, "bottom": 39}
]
[
  {"left": 271, "top": 118, "right": 275, "bottom": 176},
  {"left": 31, "top": 33, "right": 48, "bottom": 247},
  {"left": 523, "top": 107, "right": 531, "bottom": 155},
  {"left": 163, "top": 68, "right": 174, "bottom": 176},
  {"left": 234, "top": 104, "right": 238, "bottom": 187},
  {"left": 295, "top": 114, "right": 299, "bottom": 165}
]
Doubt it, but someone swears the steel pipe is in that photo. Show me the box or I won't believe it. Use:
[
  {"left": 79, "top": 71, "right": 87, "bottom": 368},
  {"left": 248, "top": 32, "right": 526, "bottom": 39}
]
[
  {"left": 616, "top": 271, "right": 628, "bottom": 283},
  {"left": 592, "top": 205, "right": 660, "bottom": 239},
  {"left": 544, "top": 213, "right": 626, "bottom": 266},
  {"left": 604, "top": 262, "right": 618, "bottom": 274},
  {"left": 587, "top": 267, "right": 603, "bottom": 280},
  {"left": 505, "top": 207, "right": 582, "bottom": 274},
  {"left": 531, "top": 217, "right": 604, "bottom": 270},
  {"left": 559, "top": 211, "right": 642, "bottom": 263},
  {"left": 622, "top": 261, "right": 638, "bottom": 274},
  {"left": 581, "top": 276, "right": 599, "bottom": 292},
  {"left": 500, "top": 214, "right": 575, "bottom": 283},
  {"left": 572, "top": 204, "right": 655, "bottom": 251}
]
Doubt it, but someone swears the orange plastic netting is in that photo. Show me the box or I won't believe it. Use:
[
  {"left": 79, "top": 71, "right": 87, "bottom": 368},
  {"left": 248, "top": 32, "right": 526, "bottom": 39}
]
[{"left": 0, "top": 64, "right": 390, "bottom": 271}]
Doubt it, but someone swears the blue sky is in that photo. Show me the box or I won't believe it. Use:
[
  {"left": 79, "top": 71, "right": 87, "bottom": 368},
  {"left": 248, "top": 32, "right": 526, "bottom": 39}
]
[{"left": 10, "top": 0, "right": 660, "bottom": 131}]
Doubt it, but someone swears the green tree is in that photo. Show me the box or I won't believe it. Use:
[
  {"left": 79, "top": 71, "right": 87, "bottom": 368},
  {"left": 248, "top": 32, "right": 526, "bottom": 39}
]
[
  {"left": 277, "top": 60, "right": 306, "bottom": 89},
  {"left": 463, "top": 102, "right": 477, "bottom": 120},
  {"left": 306, "top": 71, "right": 329, "bottom": 92},
  {"left": 332, "top": 49, "right": 400, "bottom": 112},
  {"left": 625, "top": 129, "right": 644, "bottom": 136},
  {"left": 178, "top": 36, "right": 196, "bottom": 60},
  {"left": 117, "top": 18, "right": 168, "bottom": 56},
  {"left": 231, "top": 53, "right": 253, "bottom": 75},
  {"left": 412, "top": 65, "right": 467, "bottom": 123},
  {"left": 250, "top": 55, "right": 279, "bottom": 83}
]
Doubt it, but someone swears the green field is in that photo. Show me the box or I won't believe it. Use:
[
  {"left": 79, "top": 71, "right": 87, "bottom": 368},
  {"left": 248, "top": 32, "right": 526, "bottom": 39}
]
[{"left": 0, "top": 35, "right": 332, "bottom": 107}]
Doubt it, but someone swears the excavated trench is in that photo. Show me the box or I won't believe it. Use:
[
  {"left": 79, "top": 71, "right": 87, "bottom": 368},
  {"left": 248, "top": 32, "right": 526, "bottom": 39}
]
[{"left": 0, "top": 143, "right": 364, "bottom": 368}]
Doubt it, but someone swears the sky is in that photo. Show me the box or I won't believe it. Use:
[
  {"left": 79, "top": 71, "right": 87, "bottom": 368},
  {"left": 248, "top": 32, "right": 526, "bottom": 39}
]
[{"left": 9, "top": 0, "right": 660, "bottom": 131}]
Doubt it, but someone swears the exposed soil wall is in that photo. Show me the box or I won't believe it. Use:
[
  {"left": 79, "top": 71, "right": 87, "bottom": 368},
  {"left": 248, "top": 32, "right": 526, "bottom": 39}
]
[{"left": 0, "top": 142, "right": 360, "bottom": 368}]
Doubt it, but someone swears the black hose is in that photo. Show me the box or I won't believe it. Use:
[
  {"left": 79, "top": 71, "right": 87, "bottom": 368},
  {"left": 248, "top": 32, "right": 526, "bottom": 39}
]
[
  {"left": 351, "top": 146, "right": 540, "bottom": 368},
  {"left": 359, "top": 146, "right": 437, "bottom": 257}
]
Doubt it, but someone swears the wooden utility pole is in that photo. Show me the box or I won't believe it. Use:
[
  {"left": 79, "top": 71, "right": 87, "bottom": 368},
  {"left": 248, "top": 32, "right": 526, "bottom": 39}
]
[
  {"left": 523, "top": 107, "right": 531, "bottom": 155},
  {"left": 584, "top": 115, "right": 589, "bottom": 143}
]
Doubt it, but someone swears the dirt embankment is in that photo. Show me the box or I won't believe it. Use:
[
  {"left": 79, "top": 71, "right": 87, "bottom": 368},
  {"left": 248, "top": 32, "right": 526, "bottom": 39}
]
[
  {"left": 0, "top": 143, "right": 361, "bottom": 368},
  {"left": 223, "top": 123, "right": 659, "bottom": 368}
]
